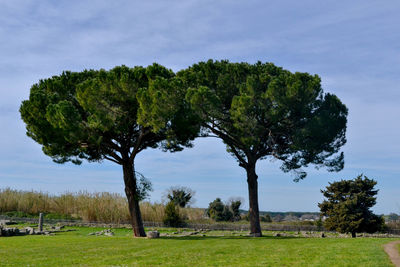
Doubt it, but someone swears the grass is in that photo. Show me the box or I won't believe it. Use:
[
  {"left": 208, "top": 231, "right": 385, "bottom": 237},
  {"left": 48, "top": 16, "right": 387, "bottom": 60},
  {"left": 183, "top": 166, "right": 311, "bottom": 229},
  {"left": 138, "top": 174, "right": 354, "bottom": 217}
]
[
  {"left": 0, "top": 188, "right": 205, "bottom": 223},
  {"left": 0, "top": 226, "right": 397, "bottom": 266}
]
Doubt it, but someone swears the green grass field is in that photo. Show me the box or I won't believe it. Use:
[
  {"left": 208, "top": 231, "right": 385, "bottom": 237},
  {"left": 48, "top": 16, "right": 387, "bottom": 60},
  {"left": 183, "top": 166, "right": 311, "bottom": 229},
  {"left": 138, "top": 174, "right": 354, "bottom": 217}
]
[{"left": 0, "top": 226, "right": 397, "bottom": 266}]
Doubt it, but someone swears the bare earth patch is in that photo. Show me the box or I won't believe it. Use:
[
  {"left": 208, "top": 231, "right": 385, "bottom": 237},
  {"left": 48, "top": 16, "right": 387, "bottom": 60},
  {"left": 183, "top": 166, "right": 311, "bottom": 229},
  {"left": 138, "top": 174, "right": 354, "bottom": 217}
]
[{"left": 384, "top": 240, "right": 400, "bottom": 267}]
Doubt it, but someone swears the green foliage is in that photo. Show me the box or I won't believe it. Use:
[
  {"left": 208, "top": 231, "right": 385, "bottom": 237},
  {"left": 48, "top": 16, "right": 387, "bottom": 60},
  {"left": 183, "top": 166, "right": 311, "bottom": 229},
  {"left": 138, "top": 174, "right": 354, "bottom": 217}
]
[
  {"left": 207, "top": 198, "right": 229, "bottom": 221},
  {"left": 135, "top": 172, "right": 153, "bottom": 202},
  {"left": 180, "top": 60, "right": 348, "bottom": 180},
  {"left": 163, "top": 201, "right": 183, "bottom": 227},
  {"left": 20, "top": 64, "right": 197, "bottom": 166},
  {"left": 260, "top": 214, "right": 272, "bottom": 222},
  {"left": 229, "top": 199, "right": 242, "bottom": 221},
  {"left": 387, "top": 213, "right": 399, "bottom": 222},
  {"left": 316, "top": 217, "right": 323, "bottom": 231},
  {"left": 207, "top": 198, "right": 242, "bottom": 222},
  {"left": 319, "top": 174, "right": 385, "bottom": 236},
  {"left": 166, "top": 186, "right": 194, "bottom": 208}
]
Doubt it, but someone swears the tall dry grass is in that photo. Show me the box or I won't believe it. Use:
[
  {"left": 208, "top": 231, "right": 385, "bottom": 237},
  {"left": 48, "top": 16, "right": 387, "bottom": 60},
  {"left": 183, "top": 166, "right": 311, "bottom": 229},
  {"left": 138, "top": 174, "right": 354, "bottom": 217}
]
[{"left": 0, "top": 188, "right": 205, "bottom": 223}]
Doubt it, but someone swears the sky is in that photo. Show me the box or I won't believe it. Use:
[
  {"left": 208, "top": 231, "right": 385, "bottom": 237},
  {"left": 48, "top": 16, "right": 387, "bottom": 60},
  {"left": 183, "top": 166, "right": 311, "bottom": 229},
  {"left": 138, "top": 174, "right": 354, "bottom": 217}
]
[{"left": 0, "top": 0, "right": 399, "bottom": 214}]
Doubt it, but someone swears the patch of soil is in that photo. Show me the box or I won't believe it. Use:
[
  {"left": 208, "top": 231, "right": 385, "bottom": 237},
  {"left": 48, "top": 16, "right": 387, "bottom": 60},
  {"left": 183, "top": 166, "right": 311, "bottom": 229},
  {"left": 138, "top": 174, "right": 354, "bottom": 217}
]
[{"left": 384, "top": 240, "right": 400, "bottom": 267}]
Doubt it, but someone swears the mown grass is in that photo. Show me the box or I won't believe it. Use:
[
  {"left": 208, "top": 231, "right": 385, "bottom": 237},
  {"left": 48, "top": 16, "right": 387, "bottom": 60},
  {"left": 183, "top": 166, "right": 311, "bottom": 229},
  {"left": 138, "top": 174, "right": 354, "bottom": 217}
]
[{"left": 0, "top": 226, "right": 397, "bottom": 266}]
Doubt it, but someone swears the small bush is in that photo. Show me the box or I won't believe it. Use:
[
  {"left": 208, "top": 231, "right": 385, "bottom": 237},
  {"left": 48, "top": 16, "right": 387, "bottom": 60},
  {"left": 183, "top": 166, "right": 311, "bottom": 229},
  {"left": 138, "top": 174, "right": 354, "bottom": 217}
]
[
  {"left": 260, "top": 214, "right": 272, "bottom": 222},
  {"left": 163, "top": 201, "right": 183, "bottom": 227}
]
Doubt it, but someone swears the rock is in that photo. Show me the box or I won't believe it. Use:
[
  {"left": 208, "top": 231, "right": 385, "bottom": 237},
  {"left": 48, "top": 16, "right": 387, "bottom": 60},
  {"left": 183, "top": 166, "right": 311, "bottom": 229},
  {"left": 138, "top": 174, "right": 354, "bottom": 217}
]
[
  {"left": 12, "top": 228, "right": 19, "bottom": 235},
  {"left": 0, "top": 227, "right": 20, "bottom": 237},
  {"left": 147, "top": 231, "right": 160, "bottom": 239},
  {"left": 104, "top": 232, "right": 114, "bottom": 236},
  {"left": 25, "top": 227, "right": 35, "bottom": 235},
  {"left": 0, "top": 220, "right": 10, "bottom": 226}
]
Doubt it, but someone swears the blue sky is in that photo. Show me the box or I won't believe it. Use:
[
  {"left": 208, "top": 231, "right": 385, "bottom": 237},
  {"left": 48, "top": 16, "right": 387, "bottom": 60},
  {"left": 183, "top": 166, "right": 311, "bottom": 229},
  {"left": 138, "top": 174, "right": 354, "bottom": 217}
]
[{"left": 0, "top": 0, "right": 399, "bottom": 213}]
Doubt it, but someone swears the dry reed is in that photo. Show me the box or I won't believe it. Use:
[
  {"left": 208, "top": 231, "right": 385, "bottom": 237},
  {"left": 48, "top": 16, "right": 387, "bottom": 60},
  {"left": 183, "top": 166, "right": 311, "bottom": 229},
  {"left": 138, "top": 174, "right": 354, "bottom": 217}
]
[{"left": 0, "top": 188, "right": 205, "bottom": 223}]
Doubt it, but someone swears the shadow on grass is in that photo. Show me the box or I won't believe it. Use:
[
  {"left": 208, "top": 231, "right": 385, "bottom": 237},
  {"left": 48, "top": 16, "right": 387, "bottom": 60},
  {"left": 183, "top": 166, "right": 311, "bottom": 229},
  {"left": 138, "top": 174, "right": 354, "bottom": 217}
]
[{"left": 159, "top": 235, "right": 303, "bottom": 241}]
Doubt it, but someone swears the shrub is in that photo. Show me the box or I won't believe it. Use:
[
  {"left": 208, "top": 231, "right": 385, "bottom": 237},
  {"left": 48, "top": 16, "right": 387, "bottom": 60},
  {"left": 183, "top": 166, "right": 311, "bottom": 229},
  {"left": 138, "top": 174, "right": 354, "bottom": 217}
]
[
  {"left": 260, "top": 214, "right": 272, "bottom": 222},
  {"left": 163, "top": 201, "right": 183, "bottom": 227},
  {"left": 207, "top": 198, "right": 241, "bottom": 222}
]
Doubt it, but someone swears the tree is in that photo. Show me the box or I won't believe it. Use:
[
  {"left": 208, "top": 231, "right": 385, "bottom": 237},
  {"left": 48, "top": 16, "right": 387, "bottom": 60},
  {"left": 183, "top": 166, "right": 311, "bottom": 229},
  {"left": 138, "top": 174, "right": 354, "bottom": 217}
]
[
  {"left": 206, "top": 197, "right": 242, "bottom": 222},
  {"left": 388, "top": 213, "right": 399, "bottom": 222},
  {"left": 165, "top": 186, "right": 195, "bottom": 208},
  {"left": 180, "top": 60, "right": 348, "bottom": 236},
  {"left": 20, "top": 65, "right": 198, "bottom": 237},
  {"left": 318, "top": 174, "right": 385, "bottom": 237},
  {"left": 227, "top": 197, "right": 243, "bottom": 221},
  {"left": 207, "top": 198, "right": 233, "bottom": 221}
]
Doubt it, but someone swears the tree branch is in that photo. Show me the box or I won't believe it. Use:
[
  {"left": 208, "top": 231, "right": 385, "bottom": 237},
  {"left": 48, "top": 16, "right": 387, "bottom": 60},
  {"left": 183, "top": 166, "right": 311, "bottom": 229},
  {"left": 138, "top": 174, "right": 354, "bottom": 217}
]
[
  {"left": 130, "top": 127, "right": 150, "bottom": 162},
  {"left": 108, "top": 151, "right": 123, "bottom": 163},
  {"left": 229, "top": 145, "right": 248, "bottom": 168},
  {"left": 104, "top": 155, "right": 121, "bottom": 164}
]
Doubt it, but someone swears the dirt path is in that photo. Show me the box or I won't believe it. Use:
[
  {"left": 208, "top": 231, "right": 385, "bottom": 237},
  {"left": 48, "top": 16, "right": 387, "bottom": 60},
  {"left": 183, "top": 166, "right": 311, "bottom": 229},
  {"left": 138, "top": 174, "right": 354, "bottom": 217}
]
[{"left": 384, "top": 240, "right": 400, "bottom": 266}]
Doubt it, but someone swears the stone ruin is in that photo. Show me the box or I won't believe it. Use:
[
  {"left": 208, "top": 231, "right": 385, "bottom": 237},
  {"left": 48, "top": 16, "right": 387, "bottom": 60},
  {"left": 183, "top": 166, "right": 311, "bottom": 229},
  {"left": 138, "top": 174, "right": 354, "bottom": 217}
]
[
  {"left": 147, "top": 231, "right": 160, "bottom": 238},
  {"left": 0, "top": 213, "right": 67, "bottom": 237},
  {"left": 88, "top": 229, "right": 115, "bottom": 236}
]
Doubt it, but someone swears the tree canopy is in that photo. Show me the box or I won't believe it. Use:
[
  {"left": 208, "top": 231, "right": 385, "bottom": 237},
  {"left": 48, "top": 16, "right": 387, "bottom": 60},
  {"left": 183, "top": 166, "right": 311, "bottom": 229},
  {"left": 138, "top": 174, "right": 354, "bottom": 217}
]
[
  {"left": 319, "top": 174, "right": 385, "bottom": 237},
  {"left": 165, "top": 186, "right": 195, "bottom": 208}
]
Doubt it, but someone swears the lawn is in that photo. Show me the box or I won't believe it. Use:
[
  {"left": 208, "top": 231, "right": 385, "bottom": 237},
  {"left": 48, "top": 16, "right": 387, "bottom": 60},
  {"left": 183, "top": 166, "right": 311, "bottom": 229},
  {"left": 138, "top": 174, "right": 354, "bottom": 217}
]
[{"left": 0, "top": 226, "right": 397, "bottom": 266}]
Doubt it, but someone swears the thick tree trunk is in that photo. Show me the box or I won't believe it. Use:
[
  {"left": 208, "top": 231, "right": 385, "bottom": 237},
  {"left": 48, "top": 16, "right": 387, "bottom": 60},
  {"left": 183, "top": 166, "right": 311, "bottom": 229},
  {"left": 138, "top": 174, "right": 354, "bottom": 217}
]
[
  {"left": 122, "top": 161, "right": 146, "bottom": 237},
  {"left": 246, "top": 163, "right": 262, "bottom": 237}
]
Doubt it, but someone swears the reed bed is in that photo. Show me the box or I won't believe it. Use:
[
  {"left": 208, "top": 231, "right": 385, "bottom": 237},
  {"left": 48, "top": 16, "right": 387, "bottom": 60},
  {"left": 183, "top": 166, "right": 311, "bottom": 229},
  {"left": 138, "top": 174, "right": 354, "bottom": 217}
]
[{"left": 0, "top": 188, "right": 205, "bottom": 223}]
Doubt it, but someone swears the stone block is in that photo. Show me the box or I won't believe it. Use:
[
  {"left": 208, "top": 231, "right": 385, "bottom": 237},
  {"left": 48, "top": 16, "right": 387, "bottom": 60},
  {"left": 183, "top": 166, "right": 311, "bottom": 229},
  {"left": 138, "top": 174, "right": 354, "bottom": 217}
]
[{"left": 147, "top": 231, "right": 160, "bottom": 238}]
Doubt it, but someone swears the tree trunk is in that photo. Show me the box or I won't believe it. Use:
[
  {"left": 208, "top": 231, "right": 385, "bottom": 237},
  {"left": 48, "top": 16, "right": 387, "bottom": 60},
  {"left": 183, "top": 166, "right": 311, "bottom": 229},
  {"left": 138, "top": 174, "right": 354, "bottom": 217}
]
[
  {"left": 246, "top": 163, "right": 262, "bottom": 237},
  {"left": 351, "top": 232, "right": 356, "bottom": 238},
  {"left": 122, "top": 161, "right": 146, "bottom": 237}
]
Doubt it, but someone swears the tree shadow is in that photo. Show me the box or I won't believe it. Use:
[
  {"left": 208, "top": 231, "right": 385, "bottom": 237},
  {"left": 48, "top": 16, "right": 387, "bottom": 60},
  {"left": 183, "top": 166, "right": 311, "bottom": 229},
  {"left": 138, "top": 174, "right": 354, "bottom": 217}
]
[{"left": 159, "top": 235, "right": 303, "bottom": 241}]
